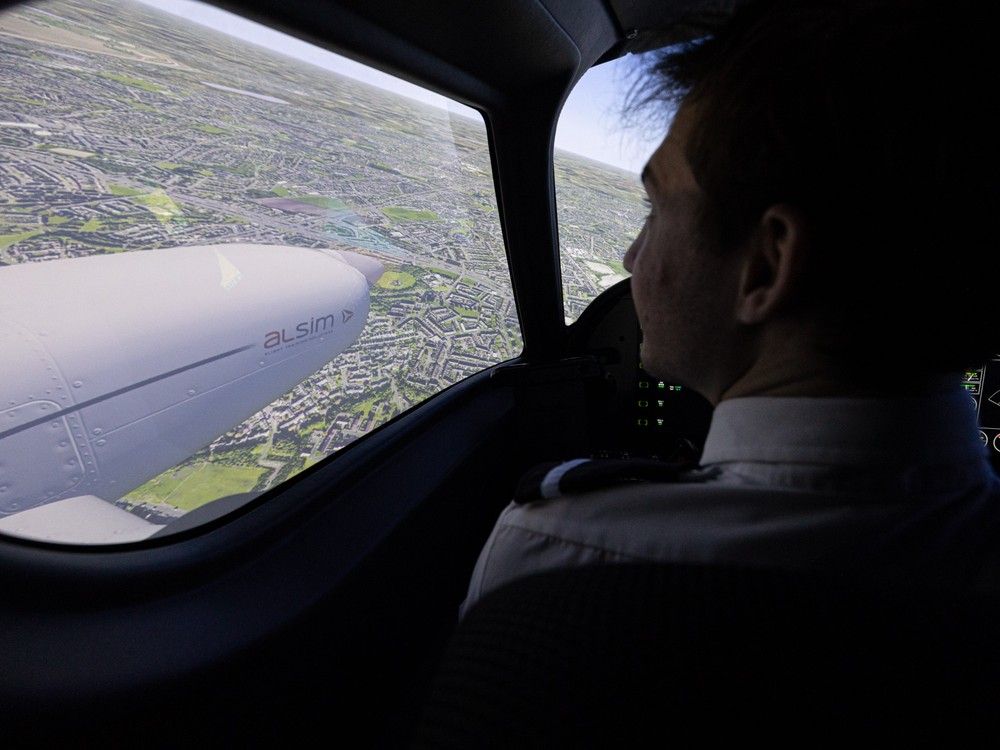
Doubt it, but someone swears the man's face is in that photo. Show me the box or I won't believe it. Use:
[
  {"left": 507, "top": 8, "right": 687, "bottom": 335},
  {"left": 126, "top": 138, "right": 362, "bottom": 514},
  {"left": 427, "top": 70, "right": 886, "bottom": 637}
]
[{"left": 623, "top": 105, "right": 745, "bottom": 401}]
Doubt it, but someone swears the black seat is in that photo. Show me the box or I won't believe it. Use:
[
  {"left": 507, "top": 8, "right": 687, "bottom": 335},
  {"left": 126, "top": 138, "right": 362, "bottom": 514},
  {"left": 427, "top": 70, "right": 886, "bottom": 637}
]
[{"left": 414, "top": 562, "right": 1000, "bottom": 747}]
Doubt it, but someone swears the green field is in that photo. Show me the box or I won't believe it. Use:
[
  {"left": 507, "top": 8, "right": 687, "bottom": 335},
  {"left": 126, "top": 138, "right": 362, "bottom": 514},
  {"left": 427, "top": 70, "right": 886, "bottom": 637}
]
[
  {"left": 301, "top": 419, "right": 328, "bottom": 434},
  {"left": 109, "top": 183, "right": 143, "bottom": 197},
  {"left": 125, "top": 461, "right": 266, "bottom": 511},
  {"left": 267, "top": 439, "right": 300, "bottom": 460},
  {"left": 155, "top": 161, "right": 182, "bottom": 170},
  {"left": 605, "top": 259, "right": 627, "bottom": 275},
  {"left": 382, "top": 205, "right": 439, "bottom": 221},
  {"left": 195, "top": 123, "right": 227, "bottom": 135},
  {"left": 99, "top": 72, "right": 164, "bottom": 93},
  {"left": 455, "top": 306, "right": 479, "bottom": 318},
  {"left": 377, "top": 271, "right": 416, "bottom": 290},
  {"left": 295, "top": 194, "right": 348, "bottom": 210},
  {"left": 80, "top": 218, "right": 103, "bottom": 232},
  {"left": 0, "top": 228, "right": 43, "bottom": 249},
  {"left": 45, "top": 213, "right": 69, "bottom": 226},
  {"left": 132, "top": 189, "right": 182, "bottom": 222},
  {"left": 371, "top": 161, "right": 401, "bottom": 174},
  {"left": 351, "top": 396, "right": 377, "bottom": 417},
  {"left": 449, "top": 218, "right": 475, "bottom": 235}
]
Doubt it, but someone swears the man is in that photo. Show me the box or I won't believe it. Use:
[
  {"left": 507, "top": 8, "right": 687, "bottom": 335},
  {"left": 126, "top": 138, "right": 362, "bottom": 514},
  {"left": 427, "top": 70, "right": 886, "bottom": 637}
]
[{"left": 461, "top": 0, "right": 1000, "bottom": 616}]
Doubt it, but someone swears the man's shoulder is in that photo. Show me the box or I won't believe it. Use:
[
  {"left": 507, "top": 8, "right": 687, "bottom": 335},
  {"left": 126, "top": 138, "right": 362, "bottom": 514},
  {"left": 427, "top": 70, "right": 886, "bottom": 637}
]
[
  {"left": 506, "top": 456, "right": 805, "bottom": 517},
  {"left": 512, "top": 457, "right": 715, "bottom": 505},
  {"left": 496, "top": 458, "right": 804, "bottom": 563},
  {"left": 496, "top": 454, "right": 943, "bottom": 568}
]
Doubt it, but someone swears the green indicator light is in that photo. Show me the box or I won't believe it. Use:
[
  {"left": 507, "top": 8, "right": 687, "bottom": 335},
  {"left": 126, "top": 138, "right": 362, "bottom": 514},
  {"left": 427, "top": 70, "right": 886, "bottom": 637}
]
[{"left": 657, "top": 382, "right": 666, "bottom": 390}]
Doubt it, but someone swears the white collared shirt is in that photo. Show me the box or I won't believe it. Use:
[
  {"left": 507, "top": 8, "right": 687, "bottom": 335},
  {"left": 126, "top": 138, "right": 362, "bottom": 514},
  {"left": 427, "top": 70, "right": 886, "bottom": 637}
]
[{"left": 461, "top": 389, "right": 999, "bottom": 617}]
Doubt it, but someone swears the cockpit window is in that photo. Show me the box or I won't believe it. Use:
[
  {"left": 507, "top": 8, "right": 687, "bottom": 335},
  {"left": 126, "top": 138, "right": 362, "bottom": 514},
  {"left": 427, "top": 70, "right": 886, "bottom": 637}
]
[
  {"left": 554, "top": 55, "right": 663, "bottom": 323},
  {"left": 0, "top": 0, "right": 520, "bottom": 544}
]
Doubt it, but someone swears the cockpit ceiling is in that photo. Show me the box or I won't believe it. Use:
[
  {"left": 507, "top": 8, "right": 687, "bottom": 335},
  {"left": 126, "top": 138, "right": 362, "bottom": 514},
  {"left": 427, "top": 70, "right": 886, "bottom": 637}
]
[
  {"left": 160, "top": 0, "right": 744, "bottom": 109},
  {"left": 604, "top": 0, "right": 747, "bottom": 53}
]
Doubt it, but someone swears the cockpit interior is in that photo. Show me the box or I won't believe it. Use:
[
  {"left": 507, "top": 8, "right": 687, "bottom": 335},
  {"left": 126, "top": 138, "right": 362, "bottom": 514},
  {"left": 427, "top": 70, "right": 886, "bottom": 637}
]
[{"left": 1, "top": 0, "right": 997, "bottom": 744}]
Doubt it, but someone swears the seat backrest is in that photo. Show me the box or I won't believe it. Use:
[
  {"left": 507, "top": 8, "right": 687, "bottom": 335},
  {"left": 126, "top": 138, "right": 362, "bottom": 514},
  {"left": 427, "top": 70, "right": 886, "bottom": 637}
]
[{"left": 414, "top": 562, "right": 1000, "bottom": 747}]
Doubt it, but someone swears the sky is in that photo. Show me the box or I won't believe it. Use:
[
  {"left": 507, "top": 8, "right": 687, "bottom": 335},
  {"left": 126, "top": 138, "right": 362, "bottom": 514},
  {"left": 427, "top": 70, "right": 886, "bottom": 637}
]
[
  {"left": 555, "top": 58, "right": 663, "bottom": 174},
  {"left": 135, "top": 0, "right": 657, "bottom": 173}
]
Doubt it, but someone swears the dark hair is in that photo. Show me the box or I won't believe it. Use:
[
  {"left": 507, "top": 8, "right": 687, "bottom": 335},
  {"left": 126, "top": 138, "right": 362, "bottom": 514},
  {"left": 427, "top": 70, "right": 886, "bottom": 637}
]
[{"left": 633, "top": 0, "right": 998, "bottom": 372}]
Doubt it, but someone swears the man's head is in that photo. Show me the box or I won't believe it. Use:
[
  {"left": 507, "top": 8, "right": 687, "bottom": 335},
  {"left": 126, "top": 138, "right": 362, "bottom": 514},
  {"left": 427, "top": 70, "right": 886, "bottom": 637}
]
[
  {"left": 625, "top": 0, "right": 998, "bottom": 402},
  {"left": 624, "top": 103, "right": 754, "bottom": 401}
]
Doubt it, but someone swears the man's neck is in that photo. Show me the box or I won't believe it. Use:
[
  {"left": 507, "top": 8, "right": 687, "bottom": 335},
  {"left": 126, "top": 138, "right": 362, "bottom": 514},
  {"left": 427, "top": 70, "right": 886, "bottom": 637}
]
[
  {"left": 720, "top": 370, "right": 960, "bottom": 401},
  {"left": 714, "top": 328, "right": 960, "bottom": 403}
]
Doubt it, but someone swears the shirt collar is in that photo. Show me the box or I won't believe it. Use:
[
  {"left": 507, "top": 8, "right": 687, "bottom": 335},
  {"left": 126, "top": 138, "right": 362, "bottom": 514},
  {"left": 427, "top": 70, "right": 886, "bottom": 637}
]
[{"left": 700, "top": 388, "right": 988, "bottom": 468}]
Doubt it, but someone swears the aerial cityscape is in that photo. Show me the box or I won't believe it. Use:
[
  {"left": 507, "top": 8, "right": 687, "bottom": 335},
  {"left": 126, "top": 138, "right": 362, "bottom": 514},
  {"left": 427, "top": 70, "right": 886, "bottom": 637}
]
[
  {"left": 555, "top": 153, "right": 645, "bottom": 322},
  {"left": 0, "top": 0, "right": 646, "bottom": 522}
]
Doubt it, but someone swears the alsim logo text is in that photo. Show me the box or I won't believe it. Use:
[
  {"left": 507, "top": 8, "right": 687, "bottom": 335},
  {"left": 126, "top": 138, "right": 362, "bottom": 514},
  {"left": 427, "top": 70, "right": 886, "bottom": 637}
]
[{"left": 265, "top": 313, "right": 337, "bottom": 349}]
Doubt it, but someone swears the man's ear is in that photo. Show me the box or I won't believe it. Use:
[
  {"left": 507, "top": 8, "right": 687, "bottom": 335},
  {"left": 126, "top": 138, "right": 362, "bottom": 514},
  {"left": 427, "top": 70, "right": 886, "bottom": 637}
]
[{"left": 735, "top": 204, "right": 809, "bottom": 325}]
